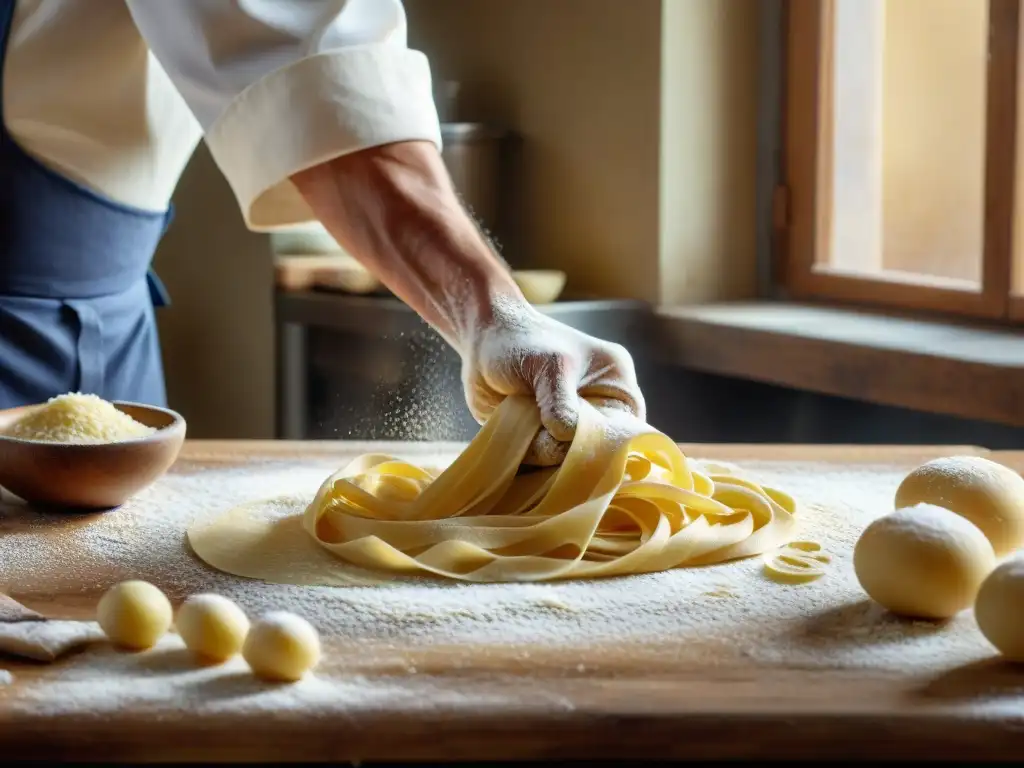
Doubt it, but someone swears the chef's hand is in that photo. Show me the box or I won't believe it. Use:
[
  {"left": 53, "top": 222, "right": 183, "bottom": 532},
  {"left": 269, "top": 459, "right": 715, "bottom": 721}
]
[
  {"left": 462, "top": 298, "right": 646, "bottom": 466},
  {"left": 291, "top": 141, "right": 645, "bottom": 463}
]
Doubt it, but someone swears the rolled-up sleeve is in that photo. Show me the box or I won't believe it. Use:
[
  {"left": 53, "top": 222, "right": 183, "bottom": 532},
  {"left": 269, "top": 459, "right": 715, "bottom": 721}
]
[{"left": 126, "top": 0, "right": 441, "bottom": 230}]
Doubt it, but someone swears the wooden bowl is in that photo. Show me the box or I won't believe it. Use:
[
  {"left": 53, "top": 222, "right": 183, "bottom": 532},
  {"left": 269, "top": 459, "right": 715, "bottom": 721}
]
[
  {"left": 0, "top": 402, "right": 186, "bottom": 510},
  {"left": 512, "top": 270, "right": 568, "bottom": 305}
]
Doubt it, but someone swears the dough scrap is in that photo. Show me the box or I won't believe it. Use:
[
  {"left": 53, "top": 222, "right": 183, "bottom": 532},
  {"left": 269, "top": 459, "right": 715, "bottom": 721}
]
[
  {"left": 0, "top": 593, "right": 104, "bottom": 662},
  {"left": 0, "top": 619, "right": 105, "bottom": 662},
  {"left": 763, "top": 541, "right": 830, "bottom": 584},
  {"left": 0, "top": 592, "right": 43, "bottom": 622},
  {"left": 190, "top": 397, "right": 800, "bottom": 584}
]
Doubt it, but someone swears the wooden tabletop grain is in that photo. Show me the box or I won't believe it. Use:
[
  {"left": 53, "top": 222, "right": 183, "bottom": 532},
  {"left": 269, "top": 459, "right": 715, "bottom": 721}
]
[{"left": 2, "top": 441, "right": 1024, "bottom": 762}]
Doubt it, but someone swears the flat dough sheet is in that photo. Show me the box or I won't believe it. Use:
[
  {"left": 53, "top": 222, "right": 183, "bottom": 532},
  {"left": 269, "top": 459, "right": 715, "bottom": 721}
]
[
  {"left": 189, "top": 397, "right": 801, "bottom": 584},
  {"left": 189, "top": 495, "right": 391, "bottom": 587}
]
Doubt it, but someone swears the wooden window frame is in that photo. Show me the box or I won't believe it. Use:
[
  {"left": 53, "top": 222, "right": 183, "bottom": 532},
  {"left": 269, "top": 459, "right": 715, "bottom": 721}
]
[{"left": 780, "top": 0, "right": 1022, "bottom": 323}]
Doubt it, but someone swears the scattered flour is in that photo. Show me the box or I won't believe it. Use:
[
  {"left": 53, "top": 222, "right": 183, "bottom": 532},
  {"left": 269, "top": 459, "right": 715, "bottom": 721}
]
[
  {"left": 326, "top": 329, "right": 470, "bottom": 441},
  {"left": 4, "top": 633, "right": 504, "bottom": 718},
  {"left": 0, "top": 669, "right": 12, "bottom": 685},
  {"left": 0, "top": 451, "right": 1009, "bottom": 716}
]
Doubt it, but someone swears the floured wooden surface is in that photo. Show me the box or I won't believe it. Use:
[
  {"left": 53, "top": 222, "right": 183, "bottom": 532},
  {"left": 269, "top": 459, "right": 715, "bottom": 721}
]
[{"left": 1, "top": 441, "right": 1023, "bottom": 761}]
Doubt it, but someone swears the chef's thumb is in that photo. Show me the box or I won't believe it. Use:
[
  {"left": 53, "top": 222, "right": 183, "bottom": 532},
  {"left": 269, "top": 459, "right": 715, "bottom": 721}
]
[{"left": 534, "top": 363, "right": 581, "bottom": 443}]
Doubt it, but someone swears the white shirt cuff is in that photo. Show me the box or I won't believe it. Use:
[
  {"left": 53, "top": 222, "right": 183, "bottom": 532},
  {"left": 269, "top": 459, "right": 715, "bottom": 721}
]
[{"left": 205, "top": 44, "right": 442, "bottom": 232}]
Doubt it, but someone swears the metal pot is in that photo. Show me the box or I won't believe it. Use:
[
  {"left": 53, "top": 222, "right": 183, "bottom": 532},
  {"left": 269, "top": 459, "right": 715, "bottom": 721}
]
[
  {"left": 441, "top": 122, "right": 511, "bottom": 258},
  {"left": 270, "top": 122, "right": 513, "bottom": 265}
]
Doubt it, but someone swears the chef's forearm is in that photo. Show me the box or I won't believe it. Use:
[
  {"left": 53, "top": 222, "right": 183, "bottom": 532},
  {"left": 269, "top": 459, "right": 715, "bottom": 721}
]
[{"left": 291, "top": 141, "right": 522, "bottom": 350}]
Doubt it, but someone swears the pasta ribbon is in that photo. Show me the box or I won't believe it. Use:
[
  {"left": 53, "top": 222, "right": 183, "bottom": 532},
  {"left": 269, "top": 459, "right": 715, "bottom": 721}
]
[{"left": 298, "top": 397, "right": 800, "bottom": 582}]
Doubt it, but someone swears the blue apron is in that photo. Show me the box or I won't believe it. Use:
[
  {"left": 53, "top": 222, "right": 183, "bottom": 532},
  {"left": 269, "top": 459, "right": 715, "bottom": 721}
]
[{"left": 0, "top": 0, "right": 171, "bottom": 409}]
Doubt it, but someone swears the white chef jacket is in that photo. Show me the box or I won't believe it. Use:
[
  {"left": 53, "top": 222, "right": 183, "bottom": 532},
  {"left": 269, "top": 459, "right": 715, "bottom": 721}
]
[{"left": 3, "top": 0, "right": 441, "bottom": 231}]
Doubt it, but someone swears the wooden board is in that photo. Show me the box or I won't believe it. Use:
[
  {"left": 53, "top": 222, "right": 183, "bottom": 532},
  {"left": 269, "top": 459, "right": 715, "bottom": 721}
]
[
  {"left": 274, "top": 255, "right": 384, "bottom": 294},
  {"left": 2, "top": 441, "right": 1024, "bottom": 761}
]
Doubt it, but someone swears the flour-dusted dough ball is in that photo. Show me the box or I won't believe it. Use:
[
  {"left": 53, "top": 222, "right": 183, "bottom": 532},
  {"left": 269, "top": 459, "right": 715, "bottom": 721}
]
[
  {"left": 975, "top": 556, "right": 1024, "bottom": 661},
  {"left": 895, "top": 455, "right": 1024, "bottom": 557},
  {"left": 853, "top": 504, "right": 996, "bottom": 619},
  {"left": 242, "top": 612, "right": 321, "bottom": 682},
  {"left": 176, "top": 594, "right": 250, "bottom": 663},
  {"left": 96, "top": 580, "right": 173, "bottom": 650}
]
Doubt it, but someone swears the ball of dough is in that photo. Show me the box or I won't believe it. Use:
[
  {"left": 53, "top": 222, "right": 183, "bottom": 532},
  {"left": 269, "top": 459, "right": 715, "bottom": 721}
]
[
  {"left": 895, "top": 455, "right": 1024, "bottom": 557},
  {"left": 97, "top": 580, "right": 173, "bottom": 650},
  {"left": 853, "top": 504, "right": 995, "bottom": 619},
  {"left": 242, "top": 612, "right": 321, "bottom": 682},
  {"left": 175, "top": 594, "right": 250, "bottom": 663},
  {"left": 975, "top": 556, "right": 1024, "bottom": 661}
]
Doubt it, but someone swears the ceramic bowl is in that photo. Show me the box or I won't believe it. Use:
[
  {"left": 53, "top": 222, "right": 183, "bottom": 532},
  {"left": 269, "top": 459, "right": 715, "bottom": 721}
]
[
  {"left": 0, "top": 402, "right": 186, "bottom": 509},
  {"left": 512, "top": 270, "right": 568, "bottom": 305}
]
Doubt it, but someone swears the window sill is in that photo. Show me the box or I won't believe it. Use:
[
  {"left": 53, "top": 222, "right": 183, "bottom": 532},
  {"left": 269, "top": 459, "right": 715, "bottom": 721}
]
[{"left": 655, "top": 301, "right": 1024, "bottom": 428}]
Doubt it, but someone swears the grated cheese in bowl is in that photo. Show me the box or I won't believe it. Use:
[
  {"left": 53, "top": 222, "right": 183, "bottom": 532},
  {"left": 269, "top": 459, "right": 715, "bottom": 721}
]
[{"left": 3, "top": 392, "right": 156, "bottom": 444}]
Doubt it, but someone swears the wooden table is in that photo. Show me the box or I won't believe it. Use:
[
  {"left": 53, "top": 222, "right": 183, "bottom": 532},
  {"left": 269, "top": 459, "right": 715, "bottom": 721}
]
[{"left": 3, "top": 441, "right": 1024, "bottom": 762}]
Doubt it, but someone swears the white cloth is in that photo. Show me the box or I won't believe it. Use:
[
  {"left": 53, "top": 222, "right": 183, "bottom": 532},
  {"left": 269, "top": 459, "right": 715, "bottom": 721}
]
[{"left": 3, "top": 0, "right": 441, "bottom": 230}]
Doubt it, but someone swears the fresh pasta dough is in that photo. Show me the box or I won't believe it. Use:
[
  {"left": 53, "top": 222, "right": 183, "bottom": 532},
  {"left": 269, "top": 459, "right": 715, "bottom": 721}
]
[
  {"left": 96, "top": 581, "right": 172, "bottom": 650},
  {"left": 853, "top": 504, "right": 995, "bottom": 619},
  {"left": 176, "top": 594, "right": 250, "bottom": 663},
  {"left": 243, "top": 612, "right": 321, "bottom": 682},
  {"left": 189, "top": 396, "right": 800, "bottom": 584},
  {"left": 894, "top": 455, "right": 1024, "bottom": 557}
]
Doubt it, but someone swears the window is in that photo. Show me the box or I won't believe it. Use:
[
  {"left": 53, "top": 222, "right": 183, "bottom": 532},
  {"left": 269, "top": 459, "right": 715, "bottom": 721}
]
[{"left": 778, "top": 0, "right": 1024, "bottom": 321}]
